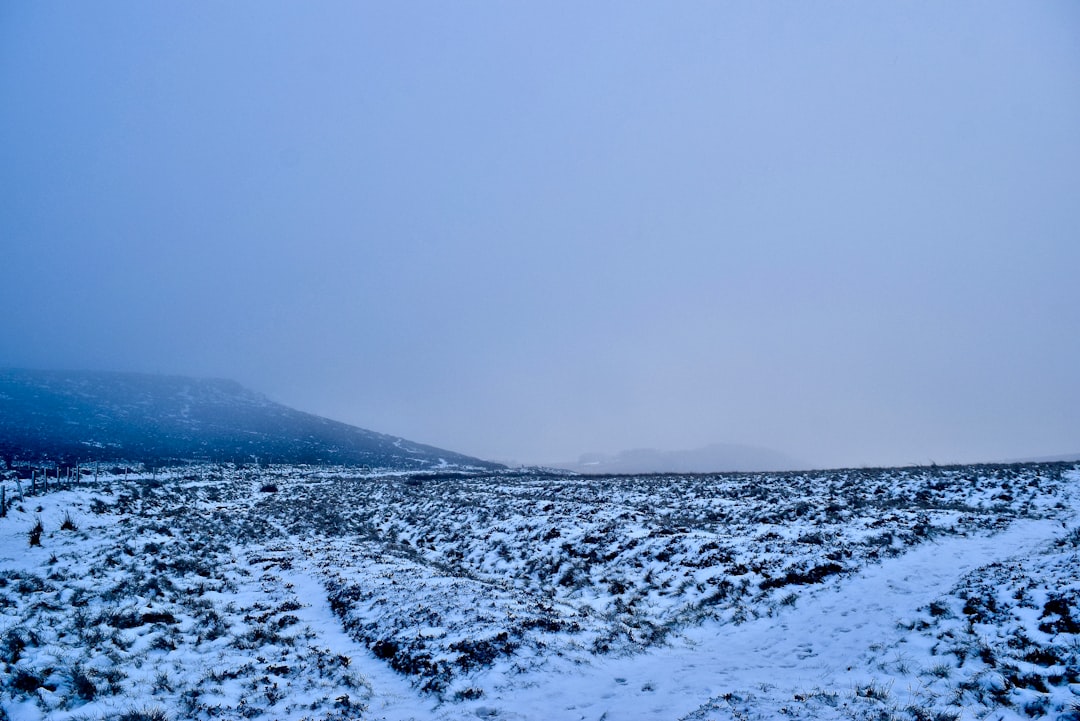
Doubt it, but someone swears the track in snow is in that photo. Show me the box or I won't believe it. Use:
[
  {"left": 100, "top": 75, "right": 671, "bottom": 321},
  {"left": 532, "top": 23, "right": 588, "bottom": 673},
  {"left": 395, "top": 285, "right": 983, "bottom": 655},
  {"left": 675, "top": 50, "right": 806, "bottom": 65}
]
[{"left": 351, "top": 513, "right": 1074, "bottom": 721}]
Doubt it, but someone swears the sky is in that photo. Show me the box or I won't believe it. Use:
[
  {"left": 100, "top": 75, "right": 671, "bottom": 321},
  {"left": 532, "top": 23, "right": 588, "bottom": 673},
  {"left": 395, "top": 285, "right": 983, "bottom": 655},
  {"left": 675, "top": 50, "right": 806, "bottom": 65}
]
[{"left": 2, "top": 2, "right": 1079, "bottom": 469}]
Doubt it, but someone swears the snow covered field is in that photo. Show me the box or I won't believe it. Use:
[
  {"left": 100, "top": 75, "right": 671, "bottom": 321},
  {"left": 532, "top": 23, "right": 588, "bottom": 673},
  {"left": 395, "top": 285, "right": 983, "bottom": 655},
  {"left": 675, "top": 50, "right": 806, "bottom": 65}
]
[{"left": 1, "top": 463, "right": 1077, "bottom": 720}]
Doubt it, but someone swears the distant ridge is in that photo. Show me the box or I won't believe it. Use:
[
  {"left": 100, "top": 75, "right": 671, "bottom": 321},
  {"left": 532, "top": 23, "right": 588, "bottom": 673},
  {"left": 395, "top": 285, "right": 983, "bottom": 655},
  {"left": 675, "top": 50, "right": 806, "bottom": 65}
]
[
  {"left": 556, "top": 442, "right": 803, "bottom": 474},
  {"left": 1001, "top": 452, "right": 1080, "bottom": 465},
  {"left": 0, "top": 368, "right": 502, "bottom": 470}
]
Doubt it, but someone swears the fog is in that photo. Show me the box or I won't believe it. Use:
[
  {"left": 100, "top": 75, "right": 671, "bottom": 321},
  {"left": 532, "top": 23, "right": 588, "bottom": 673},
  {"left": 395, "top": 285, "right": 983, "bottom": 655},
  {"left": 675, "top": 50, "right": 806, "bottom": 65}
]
[{"left": 2, "top": 2, "right": 1078, "bottom": 468}]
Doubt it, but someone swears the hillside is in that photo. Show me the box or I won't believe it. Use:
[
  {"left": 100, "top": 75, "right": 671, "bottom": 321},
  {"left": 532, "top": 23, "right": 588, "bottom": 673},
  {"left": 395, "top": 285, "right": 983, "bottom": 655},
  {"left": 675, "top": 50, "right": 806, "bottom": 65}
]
[{"left": 0, "top": 369, "right": 500, "bottom": 470}]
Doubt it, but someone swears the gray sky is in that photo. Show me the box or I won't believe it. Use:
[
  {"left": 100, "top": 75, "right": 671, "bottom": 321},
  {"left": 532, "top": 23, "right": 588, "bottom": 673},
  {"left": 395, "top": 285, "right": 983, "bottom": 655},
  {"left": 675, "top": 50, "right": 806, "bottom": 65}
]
[{"left": 2, "top": 1, "right": 1078, "bottom": 469}]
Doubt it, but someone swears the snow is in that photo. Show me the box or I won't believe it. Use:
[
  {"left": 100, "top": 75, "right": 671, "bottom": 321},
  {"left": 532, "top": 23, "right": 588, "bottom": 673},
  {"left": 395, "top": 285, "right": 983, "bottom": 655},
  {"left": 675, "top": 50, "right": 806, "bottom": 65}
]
[
  {"left": 1, "top": 463, "right": 1077, "bottom": 720},
  {"left": 464, "top": 515, "right": 1068, "bottom": 721},
  {"left": 273, "top": 557, "right": 425, "bottom": 719}
]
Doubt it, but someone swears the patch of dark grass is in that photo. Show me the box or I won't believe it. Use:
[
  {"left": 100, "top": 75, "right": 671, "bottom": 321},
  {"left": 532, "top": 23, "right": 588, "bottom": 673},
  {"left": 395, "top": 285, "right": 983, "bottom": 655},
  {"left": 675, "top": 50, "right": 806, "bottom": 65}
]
[
  {"left": 1023, "top": 647, "right": 1063, "bottom": 666},
  {"left": 1040, "top": 594, "right": 1080, "bottom": 634},
  {"left": 117, "top": 707, "right": 170, "bottom": 721},
  {"left": 28, "top": 517, "right": 43, "bottom": 547},
  {"left": 928, "top": 601, "right": 951, "bottom": 618},
  {"left": 455, "top": 687, "right": 484, "bottom": 700},
  {"left": 449, "top": 632, "right": 516, "bottom": 671},
  {"left": 12, "top": 669, "right": 46, "bottom": 693},
  {"left": 141, "top": 611, "right": 178, "bottom": 625},
  {"left": 760, "top": 563, "right": 844, "bottom": 590},
  {"left": 70, "top": 665, "right": 97, "bottom": 701},
  {"left": 855, "top": 681, "right": 890, "bottom": 701},
  {"left": 1009, "top": 671, "right": 1049, "bottom": 693},
  {"left": 2, "top": 629, "right": 27, "bottom": 664},
  {"left": 61, "top": 510, "right": 78, "bottom": 531}
]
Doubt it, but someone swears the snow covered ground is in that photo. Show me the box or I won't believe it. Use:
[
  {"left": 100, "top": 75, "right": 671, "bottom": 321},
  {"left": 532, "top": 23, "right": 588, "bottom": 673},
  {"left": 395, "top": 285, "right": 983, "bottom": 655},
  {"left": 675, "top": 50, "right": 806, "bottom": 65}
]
[{"left": 1, "top": 463, "right": 1077, "bottom": 720}]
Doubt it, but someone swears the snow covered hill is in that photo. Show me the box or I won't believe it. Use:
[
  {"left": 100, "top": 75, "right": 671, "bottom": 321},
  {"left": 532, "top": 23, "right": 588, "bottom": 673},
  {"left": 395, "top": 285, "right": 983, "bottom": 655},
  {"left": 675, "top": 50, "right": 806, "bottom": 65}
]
[
  {"left": 0, "top": 462, "right": 1077, "bottom": 720},
  {"left": 0, "top": 369, "right": 500, "bottom": 470}
]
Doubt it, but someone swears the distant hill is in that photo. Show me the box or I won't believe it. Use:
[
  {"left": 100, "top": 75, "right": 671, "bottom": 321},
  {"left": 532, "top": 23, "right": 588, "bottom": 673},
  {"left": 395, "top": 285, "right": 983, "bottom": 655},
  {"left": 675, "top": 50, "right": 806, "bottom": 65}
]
[
  {"left": 0, "top": 368, "right": 502, "bottom": 470},
  {"left": 1002, "top": 452, "right": 1080, "bottom": 464},
  {"left": 556, "top": 442, "right": 804, "bottom": 474}
]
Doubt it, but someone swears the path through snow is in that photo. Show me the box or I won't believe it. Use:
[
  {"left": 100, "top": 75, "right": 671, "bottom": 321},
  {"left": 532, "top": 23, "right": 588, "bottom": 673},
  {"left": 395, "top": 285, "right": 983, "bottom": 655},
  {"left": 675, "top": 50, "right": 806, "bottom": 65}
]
[
  {"left": 339, "top": 513, "right": 1074, "bottom": 721},
  {"left": 278, "top": 558, "right": 436, "bottom": 721}
]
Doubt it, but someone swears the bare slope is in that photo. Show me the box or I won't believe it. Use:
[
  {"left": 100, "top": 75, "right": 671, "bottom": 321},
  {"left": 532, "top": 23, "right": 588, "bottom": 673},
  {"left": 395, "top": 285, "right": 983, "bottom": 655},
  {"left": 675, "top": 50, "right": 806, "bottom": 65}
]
[{"left": 0, "top": 368, "right": 500, "bottom": 470}]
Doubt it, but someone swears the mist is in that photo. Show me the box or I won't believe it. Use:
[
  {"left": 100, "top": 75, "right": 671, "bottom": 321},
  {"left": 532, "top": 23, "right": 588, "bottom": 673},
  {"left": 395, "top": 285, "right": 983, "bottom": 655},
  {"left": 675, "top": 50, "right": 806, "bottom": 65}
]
[{"left": 2, "top": 1, "right": 1078, "bottom": 468}]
